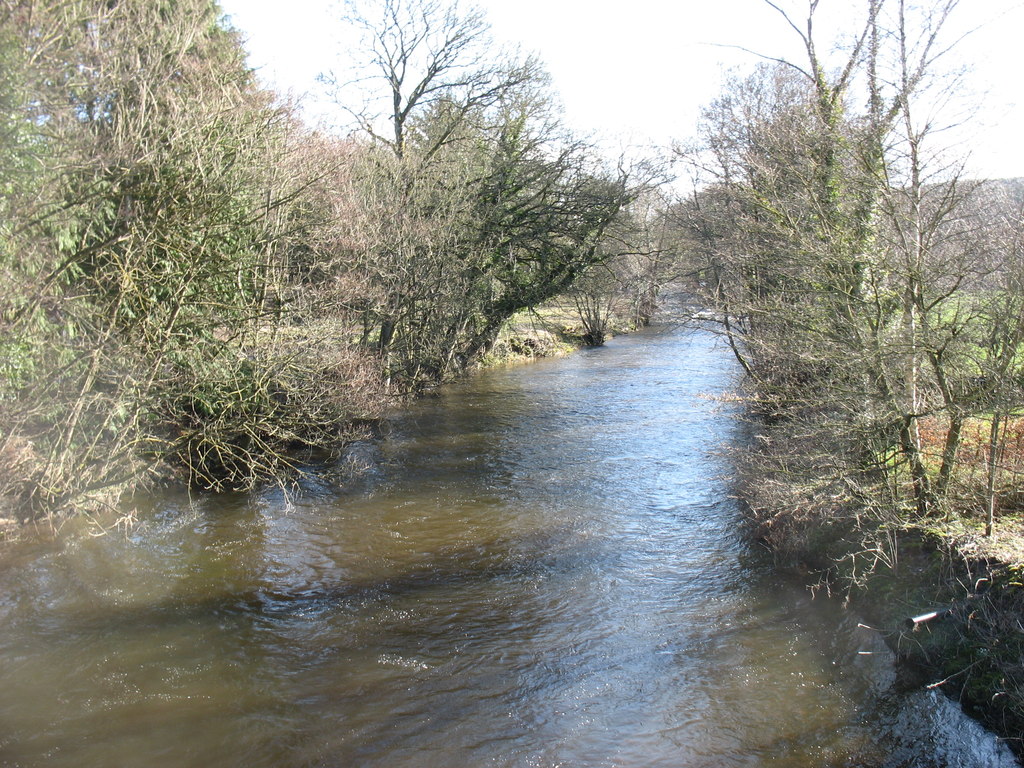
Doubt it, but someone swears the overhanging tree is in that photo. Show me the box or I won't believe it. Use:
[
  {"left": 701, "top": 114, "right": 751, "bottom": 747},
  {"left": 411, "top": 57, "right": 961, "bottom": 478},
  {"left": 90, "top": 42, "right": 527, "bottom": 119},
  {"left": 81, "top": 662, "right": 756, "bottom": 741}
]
[{"left": 327, "top": 0, "right": 640, "bottom": 389}]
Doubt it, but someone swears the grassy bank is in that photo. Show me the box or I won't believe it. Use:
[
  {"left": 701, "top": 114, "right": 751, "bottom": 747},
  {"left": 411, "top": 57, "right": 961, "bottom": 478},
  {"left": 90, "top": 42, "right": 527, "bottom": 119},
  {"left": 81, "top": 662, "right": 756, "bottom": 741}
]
[{"left": 477, "top": 302, "right": 637, "bottom": 367}]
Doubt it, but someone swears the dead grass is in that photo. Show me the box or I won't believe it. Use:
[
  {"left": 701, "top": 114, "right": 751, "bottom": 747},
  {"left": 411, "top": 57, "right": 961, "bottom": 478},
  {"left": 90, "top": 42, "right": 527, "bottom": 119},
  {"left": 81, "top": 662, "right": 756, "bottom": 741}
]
[{"left": 919, "top": 415, "right": 1024, "bottom": 479}]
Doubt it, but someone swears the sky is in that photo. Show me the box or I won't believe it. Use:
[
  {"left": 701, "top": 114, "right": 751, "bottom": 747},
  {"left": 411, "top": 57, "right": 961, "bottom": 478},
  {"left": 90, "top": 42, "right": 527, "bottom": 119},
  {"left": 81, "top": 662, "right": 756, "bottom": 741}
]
[{"left": 217, "top": 0, "right": 1024, "bottom": 181}]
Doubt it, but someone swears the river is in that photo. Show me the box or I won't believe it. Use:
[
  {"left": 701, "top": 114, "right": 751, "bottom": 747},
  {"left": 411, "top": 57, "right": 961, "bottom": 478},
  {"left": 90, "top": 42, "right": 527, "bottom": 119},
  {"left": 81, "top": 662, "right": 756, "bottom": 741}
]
[{"left": 0, "top": 325, "right": 1016, "bottom": 767}]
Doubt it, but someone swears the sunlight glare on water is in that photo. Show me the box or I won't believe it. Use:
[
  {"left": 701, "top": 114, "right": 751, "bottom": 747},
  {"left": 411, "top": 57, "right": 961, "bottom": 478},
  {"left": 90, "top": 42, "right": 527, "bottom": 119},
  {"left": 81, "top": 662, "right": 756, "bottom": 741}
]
[{"left": 0, "top": 326, "right": 1014, "bottom": 767}]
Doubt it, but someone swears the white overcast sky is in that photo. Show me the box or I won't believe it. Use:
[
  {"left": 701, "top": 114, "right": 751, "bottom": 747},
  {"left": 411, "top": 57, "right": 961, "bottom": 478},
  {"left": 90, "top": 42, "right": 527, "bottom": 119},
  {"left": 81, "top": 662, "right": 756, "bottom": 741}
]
[{"left": 217, "top": 0, "right": 1024, "bottom": 180}]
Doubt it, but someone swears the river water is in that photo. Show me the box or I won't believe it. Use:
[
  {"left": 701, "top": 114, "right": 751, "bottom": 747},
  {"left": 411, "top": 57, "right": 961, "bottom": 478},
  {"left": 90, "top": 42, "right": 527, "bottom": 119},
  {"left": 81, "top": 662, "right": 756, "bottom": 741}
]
[{"left": 0, "top": 326, "right": 1016, "bottom": 767}]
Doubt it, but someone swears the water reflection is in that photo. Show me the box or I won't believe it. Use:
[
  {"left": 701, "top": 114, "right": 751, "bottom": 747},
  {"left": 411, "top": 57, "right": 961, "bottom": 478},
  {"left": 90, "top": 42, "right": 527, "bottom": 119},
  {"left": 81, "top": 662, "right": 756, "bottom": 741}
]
[{"left": 0, "top": 327, "right": 1015, "bottom": 767}]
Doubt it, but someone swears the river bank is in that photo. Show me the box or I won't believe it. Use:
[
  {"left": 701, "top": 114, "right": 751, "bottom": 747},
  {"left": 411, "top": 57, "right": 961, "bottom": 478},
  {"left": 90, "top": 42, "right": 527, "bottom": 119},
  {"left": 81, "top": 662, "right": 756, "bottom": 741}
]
[
  {"left": 853, "top": 531, "right": 1024, "bottom": 759},
  {"left": 0, "top": 299, "right": 637, "bottom": 538},
  {"left": 476, "top": 303, "right": 638, "bottom": 367},
  {"left": 736, "top": 429, "right": 1024, "bottom": 759}
]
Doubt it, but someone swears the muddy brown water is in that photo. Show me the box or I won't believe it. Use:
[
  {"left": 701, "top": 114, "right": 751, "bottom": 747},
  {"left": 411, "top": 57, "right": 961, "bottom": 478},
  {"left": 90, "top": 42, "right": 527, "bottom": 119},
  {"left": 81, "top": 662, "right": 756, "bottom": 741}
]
[{"left": 0, "top": 325, "right": 1017, "bottom": 767}]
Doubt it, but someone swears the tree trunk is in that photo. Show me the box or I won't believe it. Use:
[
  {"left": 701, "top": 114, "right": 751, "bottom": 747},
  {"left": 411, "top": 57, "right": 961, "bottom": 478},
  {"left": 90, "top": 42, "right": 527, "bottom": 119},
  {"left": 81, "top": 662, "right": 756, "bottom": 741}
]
[
  {"left": 900, "top": 414, "right": 932, "bottom": 516},
  {"left": 935, "top": 411, "right": 963, "bottom": 499},
  {"left": 985, "top": 412, "right": 1004, "bottom": 537}
]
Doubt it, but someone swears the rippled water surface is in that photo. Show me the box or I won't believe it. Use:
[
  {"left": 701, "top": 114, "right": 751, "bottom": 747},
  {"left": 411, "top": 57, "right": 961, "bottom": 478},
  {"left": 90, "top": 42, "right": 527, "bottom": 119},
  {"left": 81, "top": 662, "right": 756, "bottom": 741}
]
[{"left": 0, "top": 327, "right": 1015, "bottom": 767}]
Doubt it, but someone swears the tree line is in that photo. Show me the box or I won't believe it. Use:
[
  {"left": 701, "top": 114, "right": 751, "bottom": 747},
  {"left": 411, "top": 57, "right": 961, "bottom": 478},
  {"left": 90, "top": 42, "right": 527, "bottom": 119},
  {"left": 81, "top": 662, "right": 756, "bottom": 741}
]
[
  {"left": 670, "top": 0, "right": 1024, "bottom": 552},
  {"left": 0, "top": 0, "right": 661, "bottom": 520},
  {"left": 4, "top": 0, "right": 1019, "bottom": 541}
]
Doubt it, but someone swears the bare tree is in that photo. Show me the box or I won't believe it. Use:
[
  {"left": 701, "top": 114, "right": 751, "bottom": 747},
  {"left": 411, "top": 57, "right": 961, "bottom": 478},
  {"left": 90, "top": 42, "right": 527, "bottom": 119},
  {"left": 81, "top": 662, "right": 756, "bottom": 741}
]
[
  {"left": 320, "top": 0, "right": 642, "bottom": 390},
  {"left": 327, "top": 0, "right": 537, "bottom": 160},
  {"left": 673, "top": 0, "right": 988, "bottom": 533}
]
